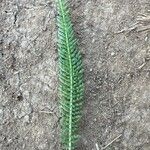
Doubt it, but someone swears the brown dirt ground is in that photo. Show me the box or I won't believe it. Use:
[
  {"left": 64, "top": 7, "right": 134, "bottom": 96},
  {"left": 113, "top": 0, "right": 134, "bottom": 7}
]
[{"left": 0, "top": 0, "right": 150, "bottom": 150}]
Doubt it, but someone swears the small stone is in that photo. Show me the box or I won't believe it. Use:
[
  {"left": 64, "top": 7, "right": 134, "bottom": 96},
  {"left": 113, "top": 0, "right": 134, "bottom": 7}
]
[
  {"left": 90, "top": 68, "right": 93, "bottom": 72},
  {"left": 145, "top": 36, "right": 148, "bottom": 41},
  {"left": 7, "top": 139, "right": 13, "bottom": 144},
  {"left": 94, "top": 118, "right": 97, "bottom": 122},
  {"left": 111, "top": 52, "right": 115, "bottom": 56},
  {"left": 23, "top": 115, "right": 30, "bottom": 124}
]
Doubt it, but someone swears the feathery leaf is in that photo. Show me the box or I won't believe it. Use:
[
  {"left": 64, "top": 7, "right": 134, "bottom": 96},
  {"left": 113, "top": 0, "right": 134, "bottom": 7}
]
[{"left": 56, "top": 0, "right": 84, "bottom": 149}]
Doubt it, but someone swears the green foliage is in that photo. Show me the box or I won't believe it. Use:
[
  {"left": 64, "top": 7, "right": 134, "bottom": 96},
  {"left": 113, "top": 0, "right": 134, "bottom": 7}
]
[{"left": 56, "top": 0, "right": 84, "bottom": 149}]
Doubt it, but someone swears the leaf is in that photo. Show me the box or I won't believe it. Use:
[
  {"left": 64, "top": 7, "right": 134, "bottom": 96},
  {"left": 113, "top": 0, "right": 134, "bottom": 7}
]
[{"left": 56, "top": 0, "right": 84, "bottom": 149}]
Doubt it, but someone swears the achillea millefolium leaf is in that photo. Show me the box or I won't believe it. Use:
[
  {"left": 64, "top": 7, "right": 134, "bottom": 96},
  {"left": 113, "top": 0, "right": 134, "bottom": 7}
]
[{"left": 56, "top": 0, "right": 84, "bottom": 149}]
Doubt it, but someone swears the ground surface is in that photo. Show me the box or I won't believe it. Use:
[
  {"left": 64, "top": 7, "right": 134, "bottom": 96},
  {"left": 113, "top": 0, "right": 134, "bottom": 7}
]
[{"left": 0, "top": 0, "right": 150, "bottom": 150}]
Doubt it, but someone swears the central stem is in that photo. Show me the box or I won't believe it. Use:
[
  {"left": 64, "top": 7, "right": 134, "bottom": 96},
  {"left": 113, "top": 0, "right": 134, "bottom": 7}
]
[{"left": 58, "top": 0, "right": 73, "bottom": 149}]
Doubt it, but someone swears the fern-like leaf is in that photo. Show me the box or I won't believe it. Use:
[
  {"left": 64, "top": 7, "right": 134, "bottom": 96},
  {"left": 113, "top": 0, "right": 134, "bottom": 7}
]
[{"left": 56, "top": 0, "right": 84, "bottom": 149}]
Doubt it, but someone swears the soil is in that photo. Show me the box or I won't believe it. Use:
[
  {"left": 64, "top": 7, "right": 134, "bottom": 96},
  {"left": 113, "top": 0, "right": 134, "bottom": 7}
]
[{"left": 0, "top": 0, "right": 150, "bottom": 150}]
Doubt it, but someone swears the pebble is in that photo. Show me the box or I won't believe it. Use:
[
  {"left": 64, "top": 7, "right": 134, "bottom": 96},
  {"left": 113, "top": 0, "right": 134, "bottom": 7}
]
[
  {"left": 111, "top": 52, "right": 115, "bottom": 56},
  {"left": 90, "top": 68, "right": 93, "bottom": 72}
]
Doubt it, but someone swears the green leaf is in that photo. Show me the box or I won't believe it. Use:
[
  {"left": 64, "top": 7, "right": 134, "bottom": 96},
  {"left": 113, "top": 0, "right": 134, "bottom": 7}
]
[{"left": 56, "top": 0, "right": 84, "bottom": 149}]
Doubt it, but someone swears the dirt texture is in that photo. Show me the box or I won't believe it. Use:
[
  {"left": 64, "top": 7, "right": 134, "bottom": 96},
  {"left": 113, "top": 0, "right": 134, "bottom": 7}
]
[{"left": 0, "top": 0, "right": 150, "bottom": 150}]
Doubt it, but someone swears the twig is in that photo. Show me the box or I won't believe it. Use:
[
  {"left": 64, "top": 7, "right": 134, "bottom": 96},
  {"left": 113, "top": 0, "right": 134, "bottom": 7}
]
[
  {"left": 102, "top": 134, "right": 122, "bottom": 150},
  {"left": 115, "top": 26, "right": 137, "bottom": 34},
  {"left": 39, "top": 110, "right": 54, "bottom": 114},
  {"left": 137, "top": 25, "right": 150, "bottom": 32},
  {"left": 95, "top": 143, "right": 100, "bottom": 150},
  {"left": 138, "top": 62, "right": 146, "bottom": 70}
]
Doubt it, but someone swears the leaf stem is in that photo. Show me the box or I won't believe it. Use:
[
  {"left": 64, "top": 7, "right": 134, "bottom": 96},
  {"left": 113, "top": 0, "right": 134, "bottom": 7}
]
[{"left": 58, "top": 0, "right": 73, "bottom": 149}]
